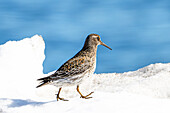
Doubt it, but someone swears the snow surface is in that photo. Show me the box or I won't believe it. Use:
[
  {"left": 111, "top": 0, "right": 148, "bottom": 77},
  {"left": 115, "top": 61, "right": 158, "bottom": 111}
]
[{"left": 0, "top": 35, "right": 170, "bottom": 113}]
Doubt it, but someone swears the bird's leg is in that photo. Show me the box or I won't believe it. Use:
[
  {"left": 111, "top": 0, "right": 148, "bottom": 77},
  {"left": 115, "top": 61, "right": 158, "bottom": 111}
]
[
  {"left": 56, "top": 87, "right": 68, "bottom": 101},
  {"left": 76, "top": 85, "right": 94, "bottom": 99}
]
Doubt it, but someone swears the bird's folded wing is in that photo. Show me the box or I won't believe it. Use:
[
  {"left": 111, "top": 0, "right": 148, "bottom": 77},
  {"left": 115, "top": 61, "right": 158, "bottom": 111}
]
[{"left": 50, "top": 56, "right": 92, "bottom": 79}]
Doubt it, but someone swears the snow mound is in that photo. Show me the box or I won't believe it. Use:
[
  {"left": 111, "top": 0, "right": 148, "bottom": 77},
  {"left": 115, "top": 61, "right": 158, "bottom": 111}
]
[
  {"left": 0, "top": 35, "right": 170, "bottom": 113},
  {"left": 0, "top": 35, "right": 45, "bottom": 100},
  {"left": 91, "top": 63, "right": 170, "bottom": 98}
]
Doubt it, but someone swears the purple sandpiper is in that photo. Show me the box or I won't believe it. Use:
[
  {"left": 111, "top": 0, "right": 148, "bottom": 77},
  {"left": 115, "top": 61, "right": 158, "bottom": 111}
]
[{"left": 36, "top": 34, "right": 112, "bottom": 101}]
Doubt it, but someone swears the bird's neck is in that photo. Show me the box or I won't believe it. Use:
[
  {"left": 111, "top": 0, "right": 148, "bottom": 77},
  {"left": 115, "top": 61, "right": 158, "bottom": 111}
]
[{"left": 82, "top": 45, "right": 98, "bottom": 57}]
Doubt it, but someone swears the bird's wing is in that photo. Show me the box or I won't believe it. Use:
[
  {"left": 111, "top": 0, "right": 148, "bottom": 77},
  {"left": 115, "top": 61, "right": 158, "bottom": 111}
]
[
  {"left": 36, "top": 56, "right": 92, "bottom": 88},
  {"left": 51, "top": 56, "right": 92, "bottom": 79}
]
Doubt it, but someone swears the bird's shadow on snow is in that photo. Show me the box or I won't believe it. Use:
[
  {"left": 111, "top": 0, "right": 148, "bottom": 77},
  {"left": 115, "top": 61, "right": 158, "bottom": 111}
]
[{"left": 0, "top": 98, "right": 55, "bottom": 108}]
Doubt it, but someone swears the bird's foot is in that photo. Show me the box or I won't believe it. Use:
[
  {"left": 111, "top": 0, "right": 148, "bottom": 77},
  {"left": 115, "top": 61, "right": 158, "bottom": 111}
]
[
  {"left": 80, "top": 92, "right": 94, "bottom": 99},
  {"left": 77, "top": 85, "right": 94, "bottom": 99},
  {"left": 56, "top": 87, "right": 68, "bottom": 101},
  {"left": 56, "top": 94, "right": 68, "bottom": 101}
]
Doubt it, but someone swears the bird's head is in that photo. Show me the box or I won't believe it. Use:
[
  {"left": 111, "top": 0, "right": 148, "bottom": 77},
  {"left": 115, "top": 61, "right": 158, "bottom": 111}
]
[{"left": 83, "top": 34, "right": 112, "bottom": 50}]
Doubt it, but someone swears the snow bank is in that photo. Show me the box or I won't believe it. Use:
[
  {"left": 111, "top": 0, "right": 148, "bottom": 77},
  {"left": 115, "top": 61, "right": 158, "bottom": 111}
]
[
  {"left": 0, "top": 35, "right": 45, "bottom": 100},
  {"left": 0, "top": 35, "right": 170, "bottom": 113},
  {"left": 90, "top": 63, "right": 170, "bottom": 98}
]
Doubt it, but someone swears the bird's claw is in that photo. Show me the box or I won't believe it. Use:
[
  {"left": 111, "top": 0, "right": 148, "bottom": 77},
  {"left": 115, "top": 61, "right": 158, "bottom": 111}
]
[
  {"left": 76, "top": 85, "right": 94, "bottom": 99},
  {"left": 80, "top": 91, "right": 94, "bottom": 99},
  {"left": 55, "top": 87, "right": 68, "bottom": 101},
  {"left": 56, "top": 94, "right": 68, "bottom": 101}
]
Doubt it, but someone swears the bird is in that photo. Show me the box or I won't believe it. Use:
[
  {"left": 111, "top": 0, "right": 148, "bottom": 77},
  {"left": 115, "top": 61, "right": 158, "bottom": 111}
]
[{"left": 36, "top": 34, "right": 112, "bottom": 101}]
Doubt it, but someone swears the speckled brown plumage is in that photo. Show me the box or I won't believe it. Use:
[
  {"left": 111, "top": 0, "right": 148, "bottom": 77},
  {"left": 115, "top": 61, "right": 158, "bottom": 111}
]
[{"left": 36, "top": 33, "right": 112, "bottom": 101}]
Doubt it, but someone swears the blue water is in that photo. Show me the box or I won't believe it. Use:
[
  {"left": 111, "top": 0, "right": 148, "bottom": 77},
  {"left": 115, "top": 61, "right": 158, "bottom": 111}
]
[{"left": 0, "top": 0, "right": 170, "bottom": 74}]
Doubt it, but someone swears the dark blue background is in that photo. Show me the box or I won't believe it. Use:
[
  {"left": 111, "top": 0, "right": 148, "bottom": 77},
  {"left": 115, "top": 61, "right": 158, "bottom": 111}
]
[{"left": 0, "top": 0, "right": 170, "bottom": 74}]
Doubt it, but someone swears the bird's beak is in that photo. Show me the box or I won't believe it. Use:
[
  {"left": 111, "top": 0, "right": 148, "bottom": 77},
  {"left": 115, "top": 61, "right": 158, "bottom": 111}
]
[{"left": 100, "top": 41, "right": 112, "bottom": 50}]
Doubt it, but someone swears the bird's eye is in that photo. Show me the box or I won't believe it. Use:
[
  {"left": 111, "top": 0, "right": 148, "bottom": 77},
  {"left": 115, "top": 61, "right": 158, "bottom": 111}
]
[{"left": 97, "top": 37, "right": 100, "bottom": 41}]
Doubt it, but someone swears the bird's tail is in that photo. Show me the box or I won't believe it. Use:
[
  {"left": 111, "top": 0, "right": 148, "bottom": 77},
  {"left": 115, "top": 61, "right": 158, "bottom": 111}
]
[{"left": 36, "top": 76, "right": 51, "bottom": 88}]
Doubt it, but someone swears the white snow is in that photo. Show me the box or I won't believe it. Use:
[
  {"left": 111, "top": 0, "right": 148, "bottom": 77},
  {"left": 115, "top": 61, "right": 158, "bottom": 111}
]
[{"left": 0, "top": 35, "right": 170, "bottom": 113}]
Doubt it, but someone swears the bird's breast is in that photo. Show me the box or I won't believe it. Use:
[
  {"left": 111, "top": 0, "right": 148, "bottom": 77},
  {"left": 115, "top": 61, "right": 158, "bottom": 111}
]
[{"left": 88, "top": 56, "right": 96, "bottom": 75}]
